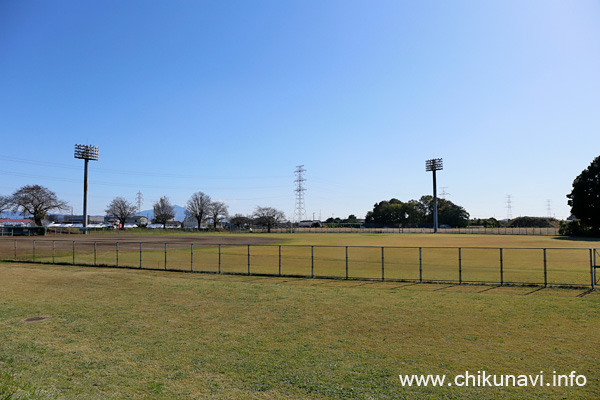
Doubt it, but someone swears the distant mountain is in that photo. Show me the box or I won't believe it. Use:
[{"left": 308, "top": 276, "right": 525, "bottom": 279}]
[{"left": 136, "top": 205, "right": 187, "bottom": 222}]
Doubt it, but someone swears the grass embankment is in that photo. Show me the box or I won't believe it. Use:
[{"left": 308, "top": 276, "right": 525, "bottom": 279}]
[{"left": 0, "top": 262, "right": 598, "bottom": 399}]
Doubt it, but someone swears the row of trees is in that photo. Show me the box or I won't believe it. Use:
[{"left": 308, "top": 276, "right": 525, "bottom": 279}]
[
  {"left": 106, "top": 191, "right": 287, "bottom": 232},
  {"left": 0, "top": 185, "right": 289, "bottom": 231},
  {"left": 105, "top": 192, "right": 230, "bottom": 229},
  {"left": 365, "top": 195, "right": 470, "bottom": 228}
]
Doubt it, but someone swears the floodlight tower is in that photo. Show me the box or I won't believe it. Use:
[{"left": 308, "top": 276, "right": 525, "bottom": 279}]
[
  {"left": 425, "top": 158, "right": 443, "bottom": 233},
  {"left": 74, "top": 144, "right": 99, "bottom": 230}
]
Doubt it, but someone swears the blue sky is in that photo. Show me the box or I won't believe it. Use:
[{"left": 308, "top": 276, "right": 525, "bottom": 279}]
[{"left": 1, "top": 0, "right": 599, "bottom": 221}]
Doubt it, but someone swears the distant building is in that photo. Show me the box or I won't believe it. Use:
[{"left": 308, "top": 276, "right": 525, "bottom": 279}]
[
  {"left": 64, "top": 215, "right": 104, "bottom": 224},
  {"left": 0, "top": 218, "right": 34, "bottom": 227},
  {"left": 298, "top": 220, "right": 321, "bottom": 228},
  {"left": 126, "top": 215, "right": 148, "bottom": 225},
  {"left": 183, "top": 217, "right": 209, "bottom": 229}
]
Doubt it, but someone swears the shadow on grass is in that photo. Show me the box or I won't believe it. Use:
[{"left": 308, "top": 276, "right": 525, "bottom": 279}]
[
  {"left": 576, "top": 289, "right": 596, "bottom": 297},
  {"left": 523, "top": 287, "right": 545, "bottom": 295},
  {"left": 551, "top": 236, "right": 600, "bottom": 243}
]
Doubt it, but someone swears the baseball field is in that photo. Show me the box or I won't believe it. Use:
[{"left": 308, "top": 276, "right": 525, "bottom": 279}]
[{"left": 0, "top": 232, "right": 599, "bottom": 399}]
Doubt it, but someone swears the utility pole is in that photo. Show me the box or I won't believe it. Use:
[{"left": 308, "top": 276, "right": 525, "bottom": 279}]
[{"left": 425, "top": 158, "right": 443, "bottom": 233}]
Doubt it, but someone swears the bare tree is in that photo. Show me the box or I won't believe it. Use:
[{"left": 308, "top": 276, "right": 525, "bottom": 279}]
[
  {"left": 153, "top": 196, "right": 175, "bottom": 229},
  {"left": 0, "top": 195, "right": 12, "bottom": 219},
  {"left": 185, "top": 191, "right": 212, "bottom": 230},
  {"left": 229, "top": 213, "right": 252, "bottom": 229},
  {"left": 105, "top": 197, "right": 137, "bottom": 229},
  {"left": 208, "top": 201, "right": 229, "bottom": 230},
  {"left": 253, "top": 206, "right": 286, "bottom": 233},
  {"left": 11, "top": 185, "right": 68, "bottom": 226}
]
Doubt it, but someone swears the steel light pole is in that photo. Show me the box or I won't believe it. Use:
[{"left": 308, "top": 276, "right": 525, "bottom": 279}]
[
  {"left": 425, "top": 158, "right": 443, "bottom": 233},
  {"left": 74, "top": 144, "right": 99, "bottom": 231}
]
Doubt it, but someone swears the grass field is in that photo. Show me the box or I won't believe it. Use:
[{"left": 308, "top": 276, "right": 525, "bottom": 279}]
[
  {"left": 0, "top": 260, "right": 599, "bottom": 399},
  {"left": 3, "top": 233, "right": 599, "bottom": 287}
]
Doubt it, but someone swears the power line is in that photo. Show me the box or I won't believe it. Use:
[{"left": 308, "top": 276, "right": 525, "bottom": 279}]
[{"left": 0, "top": 155, "right": 286, "bottom": 180}]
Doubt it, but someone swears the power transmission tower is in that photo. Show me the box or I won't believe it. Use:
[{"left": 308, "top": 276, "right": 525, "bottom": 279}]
[
  {"left": 136, "top": 191, "right": 143, "bottom": 213},
  {"left": 546, "top": 200, "right": 552, "bottom": 218},
  {"left": 294, "top": 165, "right": 306, "bottom": 222},
  {"left": 440, "top": 187, "right": 450, "bottom": 199},
  {"left": 506, "top": 195, "right": 513, "bottom": 220}
]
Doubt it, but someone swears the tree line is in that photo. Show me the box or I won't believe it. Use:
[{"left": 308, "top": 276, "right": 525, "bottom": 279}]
[
  {"left": 365, "top": 195, "right": 469, "bottom": 228},
  {"left": 107, "top": 192, "right": 286, "bottom": 232},
  {"left": 0, "top": 185, "right": 288, "bottom": 232}
]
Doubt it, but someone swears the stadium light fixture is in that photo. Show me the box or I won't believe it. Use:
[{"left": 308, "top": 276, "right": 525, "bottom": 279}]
[
  {"left": 74, "top": 144, "right": 99, "bottom": 230},
  {"left": 425, "top": 158, "right": 443, "bottom": 233}
]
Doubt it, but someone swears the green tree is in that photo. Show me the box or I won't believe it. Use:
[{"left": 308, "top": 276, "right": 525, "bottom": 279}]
[
  {"left": 418, "top": 195, "right": 470, "bottom": 228},
  {"left": 365, "top": 198, "right": 407, "bottom": 227},
  {"left": 366, "top": 196, "right": 469, "bottom": 228},
  {"left": 567, "top": 155, "right": 600, "bottom": 235}
]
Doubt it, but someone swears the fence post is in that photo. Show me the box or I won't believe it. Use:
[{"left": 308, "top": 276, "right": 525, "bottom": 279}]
[
  {"left": 52, "top": 241, "right": 55, "bottom": 264},
  {"left": 543, "top": 248, "right": 547, "bottom": 288},
  {"left": 218, "top": 244, "right": 221, "bottom": 274},
  {"left": 593, "top": 249, "right": 597, "bottom": 287},
  {"left": 191, "top": 244, "right": 194, "bottom": 272},
  {"left": 73, "top": 241, "right": 75, "bottom": 265},
  {"left": 164, "top": 243, "right": 167, "bottom": 270},
  {"left": 14, "top": 240, "right": 16, "bottom": 261},
  {"left": 116, "top": 242, "right": 119, "bottom": 267},
  {"left": 311, "top": 246, "right": 314, "bottom": 278},
  {"left": 33, "top": 240, "right": 35, "bottom": 263},
  {"left": 458, "top": 247, "right": 462, "bottom": 284},
  {"left": 94, "top": 241, "right": 97, "bottom": 266},
  {"left": 345, "top": 246, "right": 349, "bottom": 280},
  {"left": 381, "top": 246, "right": 385, "bottom": 281},
  {"left": 278, "top": 245, "right": 282, "bottom": 276},
  {"left": 247, "top": 245, "right": 250, "bottom": 275},
  {"left": 499, "top": 248, "right": 504, "bottom": 286},
  {"left": 419, "top": 247, "right": 422, "bottom": 283},
  {"left": 140, "top": 242, "right": 142, "bottom": 269},
  {"left": 590, "top": 249, "right": 594, "bottom": 290}
]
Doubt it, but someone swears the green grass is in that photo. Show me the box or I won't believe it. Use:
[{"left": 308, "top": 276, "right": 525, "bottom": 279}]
[
  {"left": 9, "top": 233, "right": 599, "bottom": 287},
  {"left": 0, "top": 262, "right": 599, "bottom": 399}
]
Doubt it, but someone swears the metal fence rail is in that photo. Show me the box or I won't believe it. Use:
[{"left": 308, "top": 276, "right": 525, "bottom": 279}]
[
  {"left": 256, "top": 227, "right": 561, "bottom": 235},
  {"left": 2, "top": 240, "right": 596, "bottom": 289}
]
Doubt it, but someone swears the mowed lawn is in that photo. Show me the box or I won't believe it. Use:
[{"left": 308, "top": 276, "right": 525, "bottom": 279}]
[
  {"left": 6, "top": 232, "right": 598, "bottom": 287},
  {"left": 0, "top": 261, "right": 599, "bottom": 399}
]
